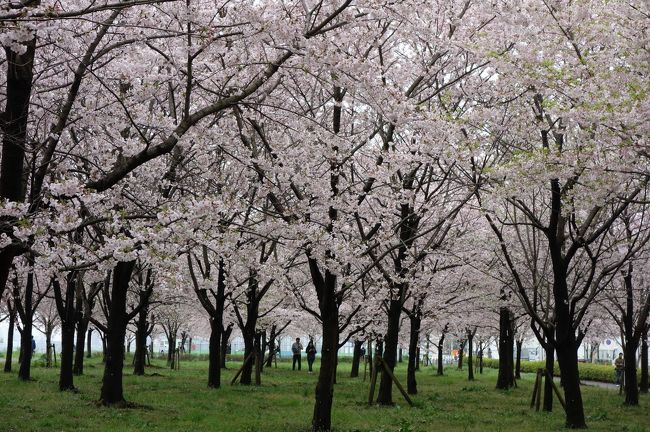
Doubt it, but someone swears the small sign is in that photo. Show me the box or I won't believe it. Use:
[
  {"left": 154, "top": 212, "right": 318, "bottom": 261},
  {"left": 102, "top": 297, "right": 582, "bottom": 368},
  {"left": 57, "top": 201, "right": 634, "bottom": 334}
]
[{"left": 605, "top": 339, "right": 611, "bottom": 345}]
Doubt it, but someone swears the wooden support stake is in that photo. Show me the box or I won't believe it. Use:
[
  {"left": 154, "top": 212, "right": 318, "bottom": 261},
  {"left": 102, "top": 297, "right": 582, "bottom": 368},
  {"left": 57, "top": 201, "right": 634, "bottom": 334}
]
[
  {"left": 544, "top": 369, "right": 566, "bottom": 411},
  {"left": 230, "top": 352, "right": 255, "bottom": 385},
  {"left": 378, "top": 356, "right": 414, "bottom": 407}
]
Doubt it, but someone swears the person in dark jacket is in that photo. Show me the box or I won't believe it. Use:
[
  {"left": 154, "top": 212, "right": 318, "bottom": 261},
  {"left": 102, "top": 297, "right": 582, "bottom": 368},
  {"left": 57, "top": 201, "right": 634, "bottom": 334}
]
[
  {"left": 292, "top": 338, "right": 303, "bottom": 370},
  {"left": 306, "top": 338, "right": 317, "bottom": 373}
]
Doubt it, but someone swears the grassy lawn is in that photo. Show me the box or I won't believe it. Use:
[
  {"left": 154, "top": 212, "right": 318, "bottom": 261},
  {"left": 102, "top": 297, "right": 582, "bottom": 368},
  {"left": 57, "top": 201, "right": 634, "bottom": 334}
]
[{"left": 0, "top": 356, "right": 648, "bottom": 432}]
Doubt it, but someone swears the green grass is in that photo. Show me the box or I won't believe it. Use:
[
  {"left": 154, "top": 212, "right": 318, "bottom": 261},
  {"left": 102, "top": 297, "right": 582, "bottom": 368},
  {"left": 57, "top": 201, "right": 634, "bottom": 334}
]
[{"left": 0, "top": 356, "right": 648, "bottom": 432}]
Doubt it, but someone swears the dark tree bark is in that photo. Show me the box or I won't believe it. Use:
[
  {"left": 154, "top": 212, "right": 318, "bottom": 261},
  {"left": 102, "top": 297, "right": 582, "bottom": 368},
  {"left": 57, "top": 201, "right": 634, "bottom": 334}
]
[
  {"left": 0, "top": 19, "right": 37, "bottom": 299},
  {"left": 623, "top": 341, "right": 639, "bottom": 405},
  {"left": 133, "top": 284, "right": 153, "bottom": 376},
  {"left": 350, "top": 340, "right": 363, "bottom": 378},
  {"left": 259, "top": 330, "right": 267, "bottom": 374},
  {"left": 98, "top": 329, "right": 107, "bottom": 363},
  {"left": 73, "top": 319, "right": 88, "bottom": 375},
  {"left": 4, "top": 302, "right": 16, "bottom": 372},
  {"left": 99, "top": 260, "right": 136, "bottom": 406},
  {"left": 17, "top": 269, "right": 35, "bottom": 381},
  {"left": 543, "top": 340, "right": 554, "bottom": 411},
  {"left": 187, "top": 252, "right": 228, "bottom": 386},
  {"left": 467, "top": 329, "right": 475, "bottom": 381},
  {"left": 367, "top": 339, "right": 373, "bottom": 377},
  {"left": 234, "top": 271, "right": 271, "bottom": 385},
  {"left": 254, "top": 331, "right": 262, "bottom": 385},
  {"left": 239, "top": 329, "right": 254, "bottom": 384},
  {"left": 619, "top": 263, "right": 650, "bottom": 406},
  {"left": 515, "top": 338, "right": 523, "bottom": 379},
  {"left": 308, "top": 257, "right": 339, "bottom": 432},
  {"left": 406, "top": 300, "right": 422, "bottom": 394},
  {"left": 44, "top": 322, "right": 53, "bottom": 368},
  {"left": 457, "top": 339, "right": 466, "bottom": 370},
  {"left": 437, "top": 327, "right": 447, "bottom": 376},
  {"left": 52, "top": 271, "right": 78, "bottom": 391},
  {"left": 265, "top": 325, "right": 277, "bottom": 368},
  {"left": 496, "top": 307, "right": 515, "bottom": 390},
  {"left": 377, "top": 298, "right": 402, "bottom": 405},
  {"left": 208, "top": 319, "right": 222, "bottom": 387},
  {"left": 86, "top": 328, "right": 93, "bottom": 359},
  {"left": 640, "top": 326, "right": 648, "bottom": 393},
  {"left": 221, "top": 323, "right": 232, "bottom": 369}
]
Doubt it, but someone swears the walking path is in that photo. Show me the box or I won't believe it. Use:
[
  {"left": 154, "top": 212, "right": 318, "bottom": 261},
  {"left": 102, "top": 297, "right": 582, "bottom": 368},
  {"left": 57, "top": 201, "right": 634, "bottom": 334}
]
[
  {"left": 552, "top": 376, "right": 618, "bottom": 390},
  {"left": 581, "top": 379, "right": 618, "bottom": 390}
]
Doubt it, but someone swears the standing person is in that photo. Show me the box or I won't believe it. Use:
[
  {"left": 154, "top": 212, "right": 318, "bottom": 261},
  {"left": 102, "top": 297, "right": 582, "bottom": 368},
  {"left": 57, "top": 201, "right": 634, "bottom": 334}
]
[
  {"left": 292, "top": 338, "right": 303, "bottom": 371},
  {"left": 306, "top": 338, "right": 317, "bottom": 373},
  {"left": 614, "top": 353, "right": 625, "bottom": 386},
  {"left": 31, "top": 336, "right": 36, "bottom": 354}
]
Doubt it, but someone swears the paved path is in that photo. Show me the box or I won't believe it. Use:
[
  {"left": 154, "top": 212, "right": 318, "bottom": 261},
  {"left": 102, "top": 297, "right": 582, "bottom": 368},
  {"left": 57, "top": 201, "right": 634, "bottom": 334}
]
[
  {"left": 581, "top": 379, "right": 619, "bottom": 390},
  {"left": 552, "top": 376, "right": 618, "bottom": 390}
]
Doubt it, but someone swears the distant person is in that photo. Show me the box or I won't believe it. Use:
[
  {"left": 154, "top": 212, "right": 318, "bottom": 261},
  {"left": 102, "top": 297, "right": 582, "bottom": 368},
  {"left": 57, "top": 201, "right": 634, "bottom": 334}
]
[
  {"left": 360, "top": 346, "right": 366, "bottom": 361},
  {"left": 614, "top": 353, "right": 624, "bottom": 385},
  {"left": 292, "top": 338, "right": 303, "bottom": 370},
  {"left": 31, "top": 336, "right": 36, "bottom": 354},
  {"left": 306, "top": 338, "right": 317, "bottom": 373}
]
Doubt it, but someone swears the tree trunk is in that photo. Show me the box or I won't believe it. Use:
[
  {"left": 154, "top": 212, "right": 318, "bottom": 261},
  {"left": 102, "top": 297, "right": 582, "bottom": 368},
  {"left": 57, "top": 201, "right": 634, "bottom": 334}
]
[
  {"left": 59, "top": 317, "right": 75, "bottom": 390},
  {"left": 99, "top": 260, "right": 135, "bottom": 406},
  {"left": 73, "top": 319, "right": 88, "bottom": 375},
  {"left": 18, "top": 270, "right": 34, "bottom": 381},
  {"left": 407, "top": 312, "right": 420, "bottom": 394},
  {"left": 99, "top": 330, "right": 107, "bottom": 363},
  {"left": 221, "top": 324, "right": 232, "bottom": 369},
  {"left": 515, "top": 339, "right": 522, "bottom": 379},
  {"left": 350, "top": 340, "right": 363, "bottom": 378},
  {"left": 4, "top": 305, "right": 16, "bottom": 372},
  {"left": 166, "top": 333, "right": 175, "bottom": 366},
  {"left": 468, "top": 333, "right": 474, "bottom": 381},
  {"left": 45, "top": 326, "right": 53, "bottom": 368},
  {"left": 367, "top": 340, "right": 373, "bottom": 377},
  {"left": 0, "top": 18, "right": 37, "bottom": 300},
  {"left": 398, "top": 347, "right": 403, "bottom": 363},
  {"left": 259, "top": 331, "right": 267, "bottom": 374},
  {"left": 496, "top": 307, "right": 514, "bottom": 390},
  {"left": 55, "top": 272, "right": 78, "bottom": 391},
  {"left": 254, "top": 332, "right": 262, "bottom": 385},
  {"left": 377, "top": 298, "right": 401, "bottom": 405},
  {"left": 132, "top": 296, "right": 148, "bottom": 376},
  {"left": 640, "top": 327, "right": 648, "bottom": 393},
  {"left": 543, "top": 342, "right": 554, "bottom": 412},
  {"left": 437, "top": 332, "right": 445, "bottom": 376},
  {"left": 207, "top": 319, "right": 222, "bottom": 388},
  {"left": 623, "top": 341, "right": 639, "bottom": 405},
  {"left": 240, "top": 330, "right": 255, "bottom": 385},
  {"left": 86, "top": 328, "right": 93, "bottom": 359},
  {"left": 265, "top": 325, "right": 277, "bottom": 368},
  {"left": 554, "top": 323, "right": 585, "bottom": 427},
  {"left": 309, "top": 258, "right": 339, "bottom": 432}
]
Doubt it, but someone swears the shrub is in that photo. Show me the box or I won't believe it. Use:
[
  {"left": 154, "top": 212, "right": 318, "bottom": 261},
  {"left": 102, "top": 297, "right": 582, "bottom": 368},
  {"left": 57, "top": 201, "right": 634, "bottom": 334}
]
[{"left": 477, "top": 358, "right": 614, "bottom": 383}]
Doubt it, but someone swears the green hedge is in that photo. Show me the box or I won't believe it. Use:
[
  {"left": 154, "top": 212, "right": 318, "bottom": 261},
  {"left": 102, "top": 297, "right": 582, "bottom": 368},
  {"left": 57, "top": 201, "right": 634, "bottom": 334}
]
[{"left": 478, "top": 358, "right": 615, "bottom": 383}]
